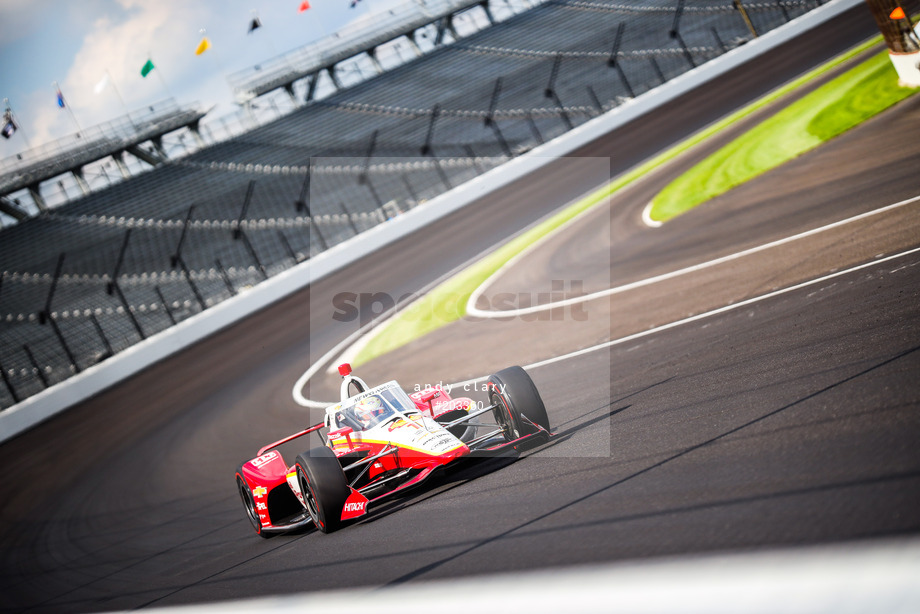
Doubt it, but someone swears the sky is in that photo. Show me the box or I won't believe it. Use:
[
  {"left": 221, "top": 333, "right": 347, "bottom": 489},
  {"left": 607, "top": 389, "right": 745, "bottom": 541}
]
[{"left": 0, "top": 0, "right": 410, "bottom": 157}]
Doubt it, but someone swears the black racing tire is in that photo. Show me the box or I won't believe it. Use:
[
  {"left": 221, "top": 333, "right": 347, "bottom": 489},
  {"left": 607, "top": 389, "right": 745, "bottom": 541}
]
[
  {"left": 295, "top": 447, "right": 351, "bottom": 534},
  {"left": 236, "top": 469, "right": 270, "bottom": 538},
  {"left": 487, "top": 366, "right": 550, "bottom": 441}
]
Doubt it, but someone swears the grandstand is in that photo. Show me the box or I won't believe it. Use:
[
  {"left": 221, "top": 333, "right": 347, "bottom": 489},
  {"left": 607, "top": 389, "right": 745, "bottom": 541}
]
[{"left": 0, "top": 0, "right": 820, "bottom": 410}]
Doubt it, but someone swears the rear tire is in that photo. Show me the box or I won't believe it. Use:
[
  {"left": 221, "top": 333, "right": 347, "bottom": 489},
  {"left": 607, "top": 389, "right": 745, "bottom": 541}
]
[
  {"left": 295, "top": 447, "right": 351, "bottom": 534},
  {"left": 236, "top": 470, "right": 270, "bottom": 538},
  {"left": 487, "top": 366, "right": 550, "bottom": 441}
]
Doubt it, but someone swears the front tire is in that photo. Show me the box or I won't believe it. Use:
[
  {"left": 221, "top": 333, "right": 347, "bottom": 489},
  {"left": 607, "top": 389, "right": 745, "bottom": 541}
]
[
  {"left": 295, "top": 447, "right": 350, "bottom": 534},
  {"left": 488, "top": 366, "right": 550, "bottom": 441},
  {"left": 236, "top": 470, "right": 270, "bottom": 538}
]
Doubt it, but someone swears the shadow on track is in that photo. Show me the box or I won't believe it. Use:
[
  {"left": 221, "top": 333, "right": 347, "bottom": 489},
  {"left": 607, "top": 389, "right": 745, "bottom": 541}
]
[{"left": 381, "top": 344, "right": 920, "bottom": 587}]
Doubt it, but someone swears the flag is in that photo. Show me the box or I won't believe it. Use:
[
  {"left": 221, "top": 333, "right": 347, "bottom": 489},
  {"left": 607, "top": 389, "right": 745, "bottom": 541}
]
[
  {"left": 141, "top": 59, "right": 155, "bottom": 77},
  {"left": 56, "top": 88, "right": 65, "bottom": 108},
  {"left": 94, "top": 72, "right": 110, "bottom": 94},
  {"left": 195, "top": 36, "right": 211, "bottom": 55},
  {"left": 349, "top": 0, "right": 362, "bottom": 8},
  {"left": 299, "top": 1, "right": 310, "bottom": 12},
  {"left": 1, "top": 110, "right": 15, "bottom": 139},
  {"left": 248, "top": 16, "right": 262, "bottom": 33}
]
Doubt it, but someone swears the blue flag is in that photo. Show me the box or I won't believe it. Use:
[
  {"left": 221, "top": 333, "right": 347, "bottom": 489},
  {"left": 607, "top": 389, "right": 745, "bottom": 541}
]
[{"left": 1, "top": 110, "right": 15, "bottom": 139}]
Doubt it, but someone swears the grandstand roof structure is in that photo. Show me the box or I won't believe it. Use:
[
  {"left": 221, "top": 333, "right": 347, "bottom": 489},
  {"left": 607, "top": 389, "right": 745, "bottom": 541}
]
[
  {"left": 0, "top": 0, "right": 819, "bottom": 410},
  {"left": 0, "top": 100, "right": 208, "bottom": 217},
  {"left": 228, "top": 0, "right": 497, "bottom": 104}
]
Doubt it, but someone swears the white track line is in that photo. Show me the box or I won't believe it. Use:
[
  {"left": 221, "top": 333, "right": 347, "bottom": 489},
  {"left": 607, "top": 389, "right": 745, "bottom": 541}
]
[
  {"left": 642, "top": 201, "right": 664, "bottom": 228},
  {"left": 291, "top": 228, "right": 548, "bottom": 407},
  {"left": 465, "top": 194, "right": 920, "bottom": 319},
  {"left": 295, "top": 244, "right": 920, "bottom": 403},
  {"left": 523, "top": 244, "right": 920, "bottom": 371}
]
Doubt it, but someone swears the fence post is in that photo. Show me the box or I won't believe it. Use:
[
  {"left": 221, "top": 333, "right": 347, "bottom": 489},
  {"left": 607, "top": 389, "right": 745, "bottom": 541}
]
[
  {"left": 90, "top": 313, "right": 114, "bottom": 361},
  {"left": 669, "top": 1, "right": 696, "bottom": 68},
  {"left": 429, "top": 153, "right": 452, "bottom": 191},
  {"left": 39, "top": 253, "right": 65, "bottom": 325},
  {"left": 549, "top": 90, "right": 573, "bottom": 130},
  {"left": 490, "top": 119, "right": 512, "bottom": 157},
  {"left": 609, "top": 23, "right": 636, "bottom": 99},
  {"left": 776, "top": 0, "right": 790, "bottom": 23},
  {"left": 340, "top": 202, "right": 360, "bottom": 236},
  {"left": 278, "top": 230, "right": 300, "bottom": 264},
  {"left": 171, "top": 205, "right": 195, "bottom": 269},
  {"left": 296, "top": 159, "right": 311, "bottom": 212},
  {"left": 545, "top": 54, "right": 562, "bottom": 98},
  {"left": 0, "top": 359, "right": 19, "bottom": 404},
  {"left": 484, "top": 78, "right": 503, "bottom": 127},
  {"left": 359, "top": 130, "right": 378, "bottom": 185},
  {"left": 299, "top": 200, "right": 328, "bottom": 252},
  {"left": 421, "top": 104, "right": 440, "bottom": 156},
  {"left": 543, "top": 55, "right": 573, "bottom": 130},
  {"left": 155, "top": 285, "right": 177, "bottom": 325},
  {"left": 233, "top": 179, "right": 256, "bottom": 240},
  {"left": 48, "top": 316, "right": 80, "bottom": 373},
  {"left": 465, "top": 145, "right": 485, "bottom": 173},
  {"left": 711, "top": 27, "right": 728, "bottom": 53},
  {"left": 402, "top": 173, "right": 420, "bottom": 204},
  {"left": 670, "top": 0, "right": 685, "bottom": 37},
  {"left": 365, "top": 175, "right": 385, "bottom": 209},
  {"left": 670, "top": 29, "right": 697, "bottom": 68},
  {"left": 174, "top": 255, "right": 207, "bottom": 311},
  {"left": 237, "top": 230, "right": 268, "bottom": 280},
  {"left": 649, "top": 56, "right": 667, "bottom": 84},
  {"left": 216, "top": 258, "right": 237, "bottom": 296},
  {"left": 111, "top": 280, "right": 146, "bottom": 339},
  {"left": 107, "top": 229, "right": 132, "bottom": 295},
  {"left": 23, "top": 344, "right": 48, "bottom": 388},
  {"left": 587, "top": 86, "right": 604, "bottom": 114},
  {"left": 527, "top": 112, "right": 544, "bottom": 145}
]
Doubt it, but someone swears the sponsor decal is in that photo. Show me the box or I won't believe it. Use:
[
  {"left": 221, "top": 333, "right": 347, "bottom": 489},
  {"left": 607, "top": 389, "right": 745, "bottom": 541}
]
[
  {"left": 388, "top": 416, "right": 424, "bottom": 432},
  {"left": 253, "top": 486, "right": 267, "bottom": 498},
  {"left": 388, "top": 419, "right": 407, "bottom": 431},
  {"left": 341, "top": 491, "right": 370, "bottom": 520},
  {"left": 256, "top": 502, "right": 267, "bottom": 511},
  {"left": 250, "top": 451, "right": 279, "bottom": 468}
]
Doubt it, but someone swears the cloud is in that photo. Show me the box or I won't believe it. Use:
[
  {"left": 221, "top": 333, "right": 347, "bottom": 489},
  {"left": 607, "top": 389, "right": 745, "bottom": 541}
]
[
  {"left": 0, "top": 0, "right": 59, "bottom": 46},
  {"left": 16, "top": 0, "right": 452, "bottom": 149},
  {"left": 28, "top": 1, "right": 212, "bottom": 145}
]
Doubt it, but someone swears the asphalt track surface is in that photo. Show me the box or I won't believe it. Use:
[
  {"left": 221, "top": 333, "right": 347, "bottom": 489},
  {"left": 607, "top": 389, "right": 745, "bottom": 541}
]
[{"left": 2, "top": 5, "right": 919, "bottom": 612}]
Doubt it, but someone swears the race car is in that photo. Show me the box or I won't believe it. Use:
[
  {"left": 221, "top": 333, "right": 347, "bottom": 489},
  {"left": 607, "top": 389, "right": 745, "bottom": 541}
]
[{"left": 235, "top": 363, "right": 551, "bottom": 536}]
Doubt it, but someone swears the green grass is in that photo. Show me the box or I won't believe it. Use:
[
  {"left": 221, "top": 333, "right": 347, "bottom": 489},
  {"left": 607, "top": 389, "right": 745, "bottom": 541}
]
[
  {"left": 649, "top": 48, "right": 918, "bottom": 221},
  {"left": 353, "top": 180, "right": 612, "bottom": 366},
  {"left": 353, "top": 37, "right": 910, "bottom": 367}
]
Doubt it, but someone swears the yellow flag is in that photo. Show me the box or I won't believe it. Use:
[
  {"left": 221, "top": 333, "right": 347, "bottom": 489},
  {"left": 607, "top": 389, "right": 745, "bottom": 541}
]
[{"left": 195, "top": 37, "right": 211, "bottom": 56}]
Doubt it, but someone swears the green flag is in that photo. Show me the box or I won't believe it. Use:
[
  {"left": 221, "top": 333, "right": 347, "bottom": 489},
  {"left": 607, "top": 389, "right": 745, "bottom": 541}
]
[{"left": 140, "top": 59, "right": 155, "bottom": 78}]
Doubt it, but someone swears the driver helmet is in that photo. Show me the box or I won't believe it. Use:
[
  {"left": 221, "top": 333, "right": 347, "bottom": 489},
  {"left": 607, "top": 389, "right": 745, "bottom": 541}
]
[{"left": 353, "top": 396, "right": 383, "bottom": 426}]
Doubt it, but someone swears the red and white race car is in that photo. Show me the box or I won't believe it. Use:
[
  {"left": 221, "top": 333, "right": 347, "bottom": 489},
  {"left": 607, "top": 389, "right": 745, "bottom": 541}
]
[{"left": 235, "top": 364, "right": 551, "bottom": 536}]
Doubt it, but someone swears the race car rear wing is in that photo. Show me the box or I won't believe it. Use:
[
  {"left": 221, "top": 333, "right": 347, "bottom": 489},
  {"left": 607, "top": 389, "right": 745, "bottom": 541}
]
[{"left": 257, "top": 422, "right": 324, "bottom": 456}]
